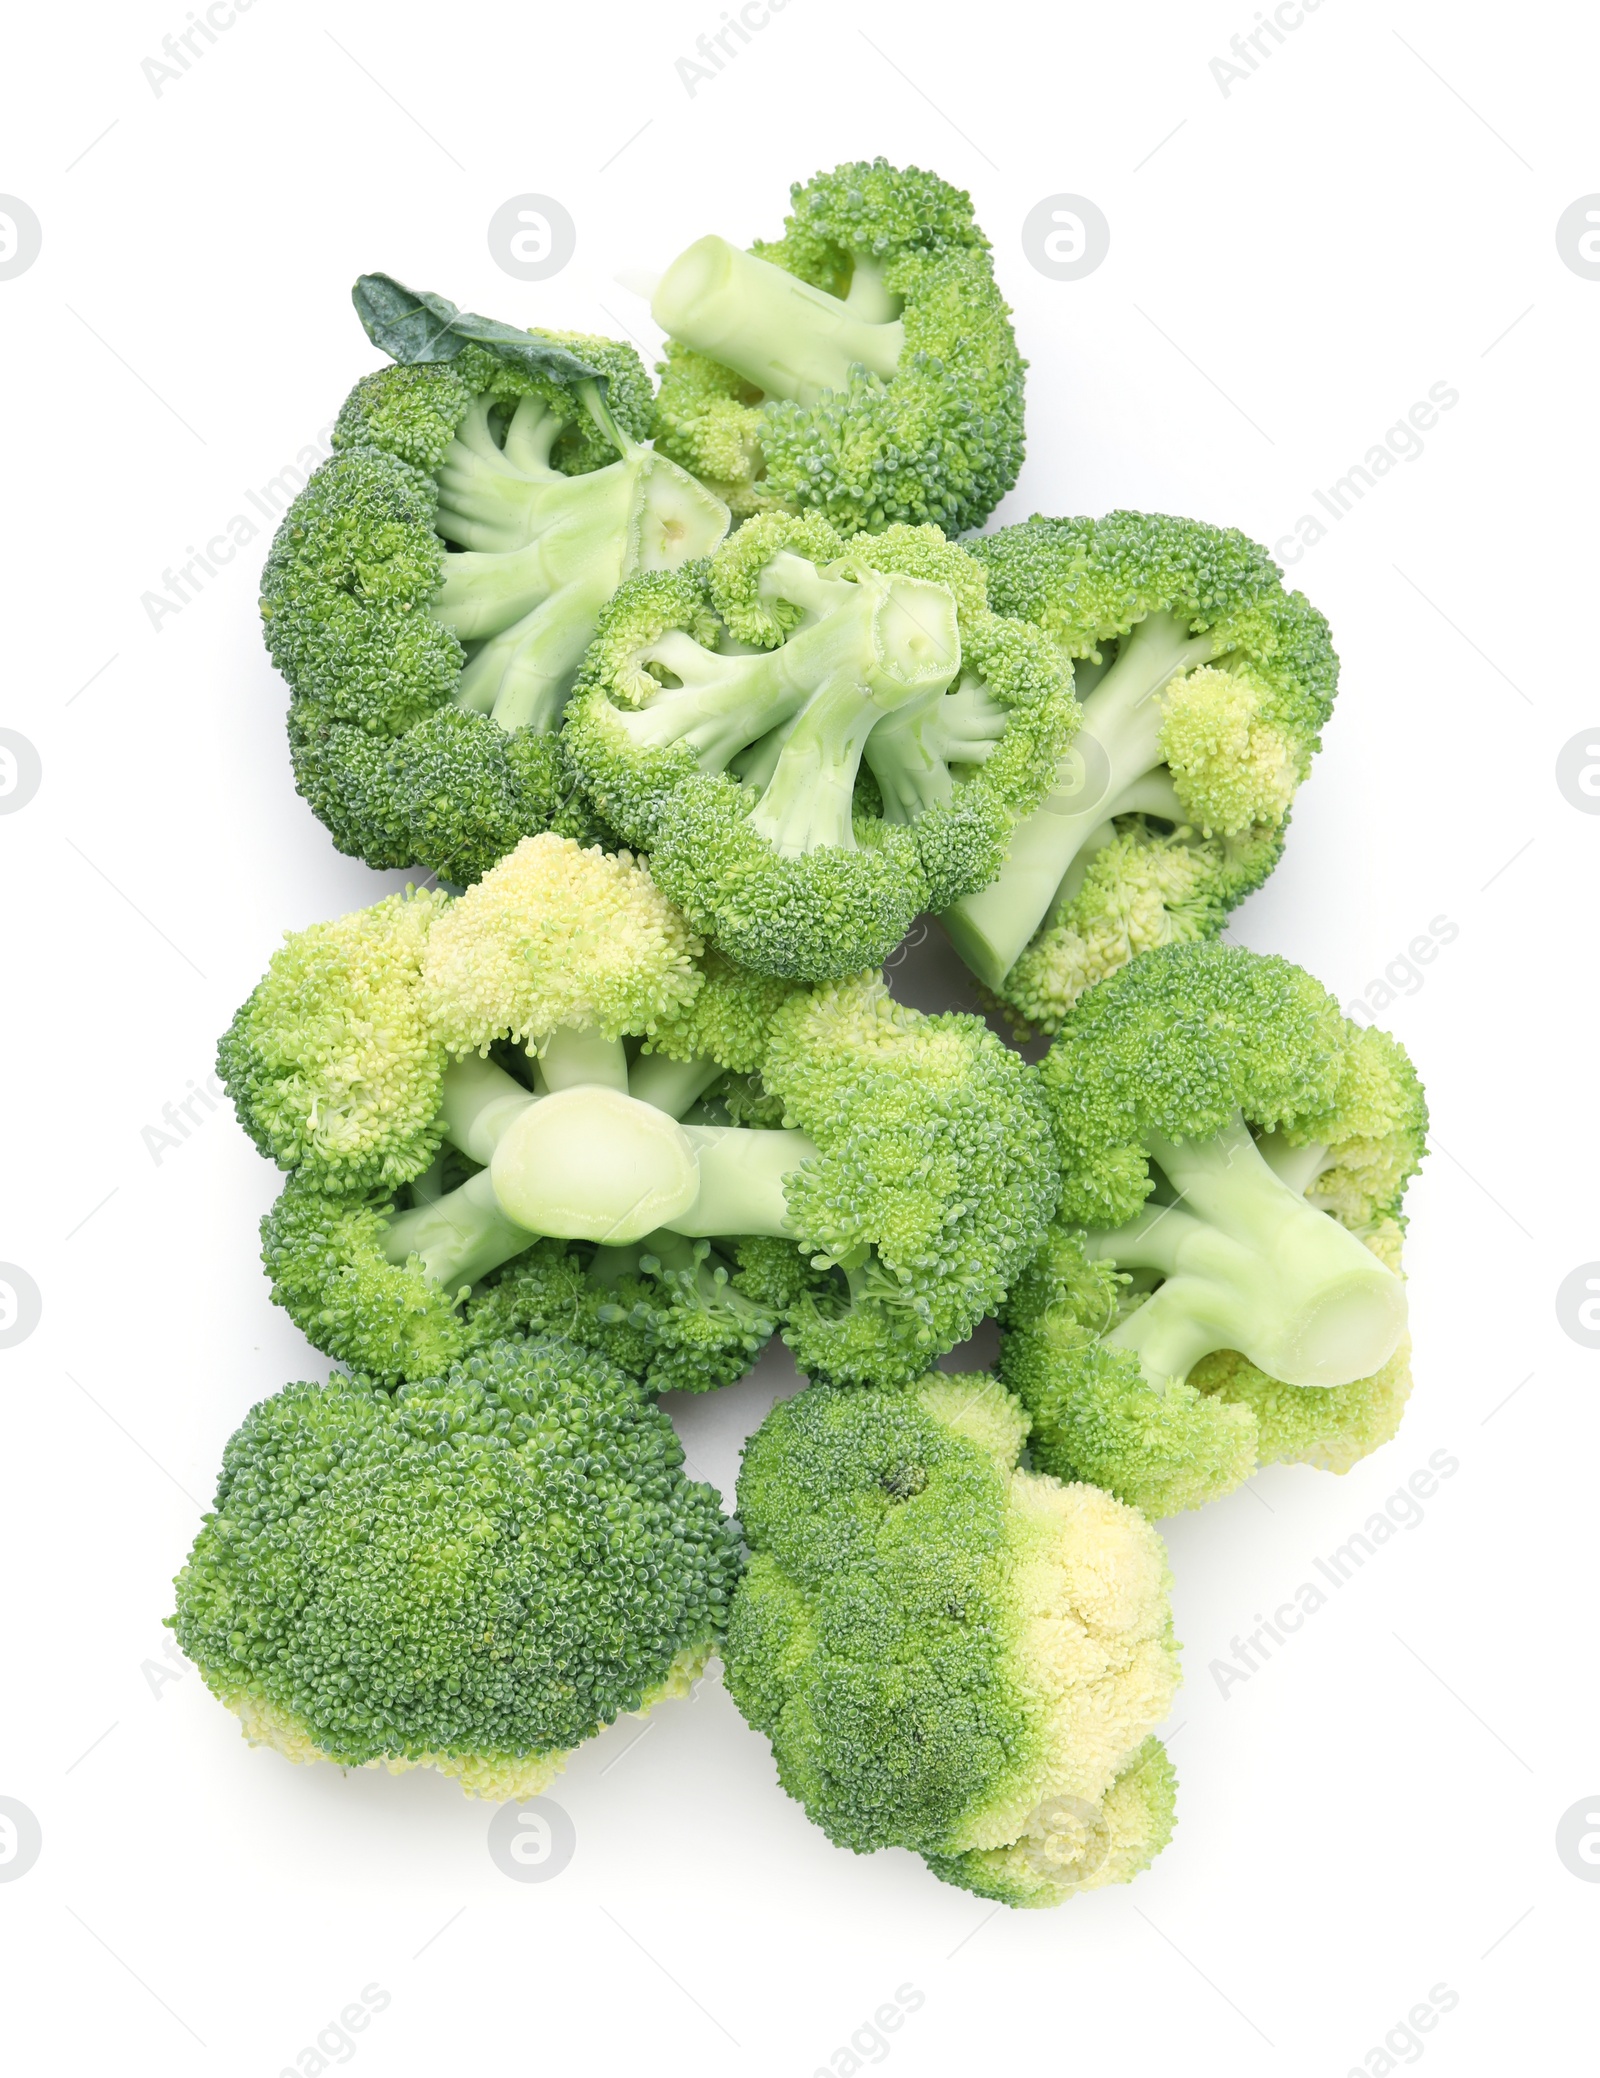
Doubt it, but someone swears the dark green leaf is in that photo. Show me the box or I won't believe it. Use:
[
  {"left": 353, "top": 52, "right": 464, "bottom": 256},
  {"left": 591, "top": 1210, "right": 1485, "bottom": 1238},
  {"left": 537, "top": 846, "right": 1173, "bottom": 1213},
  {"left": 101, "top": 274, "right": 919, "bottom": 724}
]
[{"left": 352, "top": 272, "right": 605, "bottom": 390}]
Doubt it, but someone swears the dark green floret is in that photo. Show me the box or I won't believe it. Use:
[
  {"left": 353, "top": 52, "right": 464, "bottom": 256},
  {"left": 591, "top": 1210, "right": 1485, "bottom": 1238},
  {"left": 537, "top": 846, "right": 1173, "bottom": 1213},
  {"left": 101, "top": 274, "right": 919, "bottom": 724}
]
[{"left": 170, "top": 1340, "right": 742, "bottom": 1798}]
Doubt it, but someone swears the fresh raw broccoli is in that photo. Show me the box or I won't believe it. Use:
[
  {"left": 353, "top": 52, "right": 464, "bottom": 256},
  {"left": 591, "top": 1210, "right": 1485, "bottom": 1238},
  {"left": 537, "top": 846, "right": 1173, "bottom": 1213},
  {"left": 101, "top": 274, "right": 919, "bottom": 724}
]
[
  {"left": 216, "top": 885, "right": 452, "bottom": 1192},
  {"left": 1000, "top": 942, "right": 1426, "bottom": 1517},
  {"left": 230, "top": 836, "right": 792, "bottom": 1391},
  {"left": 650, "top": 159, "right": 1026, "bottom": 534},
  {"left": 564, "top": 512, "right": 1073, "bottom": 979},
  {"left": 940, "top": 512, "right": 1338, "bottom": 1032},
  {"left": 170, "top": 1340, "right": 741, "bottom": 1798},
  {"left": 262, "top": 274, "right": 728, "bottom": 884},
  {"left": 723, "top": 1371, "right": 1180, "bottom": 1905},
  {"left": 223, "top": 840, "right": 1055, "bottom": 1387}
]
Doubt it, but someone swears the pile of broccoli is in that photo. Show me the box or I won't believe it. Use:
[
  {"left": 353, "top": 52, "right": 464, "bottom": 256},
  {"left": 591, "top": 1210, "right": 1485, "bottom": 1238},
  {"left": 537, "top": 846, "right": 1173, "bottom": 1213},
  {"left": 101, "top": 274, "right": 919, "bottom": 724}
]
[{"left": 173, "top": 155, "right": 1430, "bottom": 1913}]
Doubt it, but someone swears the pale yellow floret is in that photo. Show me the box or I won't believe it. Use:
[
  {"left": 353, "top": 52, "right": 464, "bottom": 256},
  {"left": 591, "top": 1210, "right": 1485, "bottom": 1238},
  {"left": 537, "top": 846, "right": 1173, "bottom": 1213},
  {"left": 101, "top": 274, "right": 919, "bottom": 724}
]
[
  {"left": 1159, "top": 665, "right": 1298, "bottom": 835},
  {"left": 1004, "top": 833, "right": 1218, "bottom": 1032},
  {"left": 917, "top": 1371, "right": 1030, "bottom": 1474},
  {"left": 1292, "top": 1028, "right": 1426, "bottom": 1227},
  {"left": 222, "top": 1643, "right": 712, "bottom": 1802},
  {"left": 943, "top": 1472, "right": 1179, "bottom": 1875},
  {"left": 421, "top": 834, "right": 704, "bottom": 1056}
]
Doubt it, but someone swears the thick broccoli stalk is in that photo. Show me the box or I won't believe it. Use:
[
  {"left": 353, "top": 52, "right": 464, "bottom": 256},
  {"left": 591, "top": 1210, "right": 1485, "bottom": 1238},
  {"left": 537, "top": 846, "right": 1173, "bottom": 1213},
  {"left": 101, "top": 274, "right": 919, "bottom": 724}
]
[
  {"left": 170, "top": 1343, "right": 742, "bottom": 1799},
  {"left": 566, "top": 515, "right": 1072, "bottom": 978},
  {"left": 939, "top": 513, "right": 1338, "bottom": 1018},
  {"left": 651, "top": 159, "right": 1026, "bottom": 534},
  {"left": 1001, "top": 942, "right": 1427, "bottom": 1516},
  {"left": 262, "top": 274, "right": 727, "bottom": 884},
  {"left": 723, "top": 1373, "right": 1181, "bottom": 1905}
]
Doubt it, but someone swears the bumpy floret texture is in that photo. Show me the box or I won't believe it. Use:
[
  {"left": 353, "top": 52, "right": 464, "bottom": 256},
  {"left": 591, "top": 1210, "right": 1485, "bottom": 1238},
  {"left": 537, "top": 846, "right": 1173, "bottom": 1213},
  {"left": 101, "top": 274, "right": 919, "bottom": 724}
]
[
  {"left": 1003, "top": 944, "right": 1428, "bottom": 1515},
  {"left": 171, "top": 1341, "right": 742, "bottom": 1799},
  {"left": 1001, "top": 1224, "right": 1415, "bottom": 1517},
  {"left": 1040, "top": 940, "right": 1358, "bottom": 1229},
  {"left": 759, "top": 977, "right": 1060, "bottom": 1382},
  {"left": 263, "top": 332, "right": 659, "bottom": 886},
  {"left": 954, "top": 511, "right": 1340, "bottom": 1029},
  {"left": 217, "top": 888, "right": 450, "bottom": 1192},
  {"left": 653, "top": 159, "right": 1025, "bottom": 534},
  {"left": 995, "top": 824, "right": 1284, "bottom": 1038},
  {"left": 565, "top": 516, "right": 1072, "bottom": 979},
  {"left": 420, "top": 833, "right": 703, "bottom": 1056},
  {"left": 724, "top": 1373, "right": 1179, "bottom": 1904}
]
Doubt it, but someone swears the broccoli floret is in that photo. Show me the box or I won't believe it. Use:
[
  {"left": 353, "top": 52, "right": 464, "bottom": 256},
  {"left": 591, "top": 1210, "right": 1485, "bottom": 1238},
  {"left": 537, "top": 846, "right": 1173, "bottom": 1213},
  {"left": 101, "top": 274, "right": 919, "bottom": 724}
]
[
  {"left": 565, "top": 515, "right": 1072, "bottom": 978},
  {"left": 755, "top": 975, "right": 1059, "bottom": 1383},
  {"left": 217, "top": 886, "right": 451, "bottom": 1192},
  {"left": 999, "top": 943, "right": 1427, "bottom": 1516},
  {"left": 939, "top": 513, "right": 1339, "bottom": 1028},
  {"left": 228, "top": 837, "right": 796, "bottom": 1389},
  {"left": 287, "top": 698, "right": 614, "bottom": 885},
  {"left": 262, "top": 274, "right": 728, "bottom": 884},
  {"left": 723, "top": 1372, "right": 1180, "bottom": 1905},
  {"left": 225, "top": 846, "right": 1052, "bottom": 1388},
  {"left": 651, "top": 159, "right": 1026, "bottom": 535},
  {"left": 170, "top": 1341, "right": 742, "bottom": 1798}
]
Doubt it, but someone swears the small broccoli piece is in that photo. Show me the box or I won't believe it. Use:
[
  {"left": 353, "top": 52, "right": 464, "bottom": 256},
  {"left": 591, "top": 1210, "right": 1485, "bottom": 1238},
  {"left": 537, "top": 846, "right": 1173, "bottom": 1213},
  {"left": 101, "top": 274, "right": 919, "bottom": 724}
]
[
  {"left": 652, "top": 159, "right": 1026, "bottom": 535},
  {"left": 939, "top": 512, "right": 1339, "bottom": 1028},
  {"left": 262, "top": 275, "right": 728, "bottom": 884},
  {"left": 217, "top": 887, "right": 451, "bottom": 1192},
  {"left": 287, "top": 699, "right": 614, "bottom": 886},
  {"left": 723, "top": 1372, "right": 1180, "bottom": 1905},
  {"left": 233, "top": 838, "right": 794, "bottom": 1389},
  {"left": 754, "top": 975, "right": 1059, "bottom": 1383},
  {"left": 228, "top": 852, "right": 1050, "bottom": 1387},
  {"left": 170, "top": 1341, "right": 742, "bottom": 1798},
  {"left": 565, "top": 515, "right": 1072, "bottom": 978},
  {"left": 999, "top": 944, "right": 1427, "bottom": 1515}
]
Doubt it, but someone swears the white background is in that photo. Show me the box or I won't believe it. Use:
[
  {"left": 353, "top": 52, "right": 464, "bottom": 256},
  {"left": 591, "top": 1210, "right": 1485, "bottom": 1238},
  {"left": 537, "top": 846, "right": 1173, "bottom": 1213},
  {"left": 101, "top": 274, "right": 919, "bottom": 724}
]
[{"left": 1, "top": 1, "right": 1595, "bottom": 2072}]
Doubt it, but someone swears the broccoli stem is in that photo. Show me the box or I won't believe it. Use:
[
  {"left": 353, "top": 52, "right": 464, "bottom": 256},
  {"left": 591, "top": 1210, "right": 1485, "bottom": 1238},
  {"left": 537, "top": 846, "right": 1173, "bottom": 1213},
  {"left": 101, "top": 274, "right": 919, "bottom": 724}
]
[
  {"left": 1084, "top": 1116, "right": 1406, "bottom": 1390},
  {"left": 382, "top": 1169, "right": 537, "bottom": 1292},
  {"left": 389, "top": 1055, "right": 813, "bottom": 1294},
  {"left": 748, "top": 675, "right": 886, "bottom": 856},
  {"left": 939, "top": 613, "right": 1222, "bottom": 987},
  {"left": 627, "top": 1051, "right": 727, "bottom": 1119},
  {"left": 864, "top": 678, "right": 1010, "bottom": 823},
  {"left": 664, "top": 1124, "right": 817, "bottom": 1239},
  {"left": 746, "top": 570, "right": 962, "bottom": 854},
  {"left": 439, "top": 1054, "right": 536, "bottom": 1164},
  {"left": 434, "top": 387, "right": 726, "bottom": 735},
  {"left": 652, "top": 236, "right": 906, "bottom": 407},
  {"left": 623, "top": 573, "right": 954, "bottom": 780},
  {"left": 535, "top": 1026, "right": 630, "bottom": 1094}
]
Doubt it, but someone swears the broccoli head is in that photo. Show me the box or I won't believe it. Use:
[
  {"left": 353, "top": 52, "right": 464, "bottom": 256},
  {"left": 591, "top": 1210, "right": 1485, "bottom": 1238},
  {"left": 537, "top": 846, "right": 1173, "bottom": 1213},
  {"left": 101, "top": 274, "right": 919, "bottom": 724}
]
[
  {"left": 170, "top": 1340, "right": 742, "bottom": 1798},
  {"left": 753, "top": 974, "right": 1059, "bottom": 1384},
  {"left": 261, "top": 274, "right": 728, "bottom": 884},
  {"left": 1000, "top": 942, "right": 1427, "bottom": 1516},
  {"left": 223, "top": 844, "right": 1052, "bottom": 1388},
  {"left": 723, "top": 1372, "right": 1180, "bottom": 1905},
  {"left": 217, "top": 886, "right": 451, "bottom": 1193},
  {"left": 651, "top": 159, "right": 1026, "bottom": 534},
  {"left": 565, "top": 513, "right": 1073, "bottom": 978},
  {"left": 230, "top": 837, "right": 785, "bottom": 1392},
  {"left": 940, "top": 512, "right": 1339, "bottom": 1031}
]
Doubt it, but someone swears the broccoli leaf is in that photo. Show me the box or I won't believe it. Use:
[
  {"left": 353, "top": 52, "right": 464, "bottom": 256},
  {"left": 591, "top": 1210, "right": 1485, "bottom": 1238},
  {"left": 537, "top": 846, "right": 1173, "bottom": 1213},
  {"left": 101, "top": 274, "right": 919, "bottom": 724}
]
[{"left": 352, "top": 272, "right": 607, "bottom": 391}]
